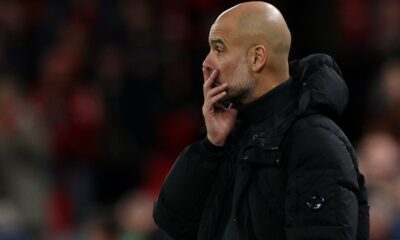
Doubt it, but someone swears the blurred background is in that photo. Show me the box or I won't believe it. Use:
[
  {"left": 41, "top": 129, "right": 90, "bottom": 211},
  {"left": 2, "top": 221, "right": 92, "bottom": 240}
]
[{"left": 0, "top": 0, "right": 399, "bottom": 239}]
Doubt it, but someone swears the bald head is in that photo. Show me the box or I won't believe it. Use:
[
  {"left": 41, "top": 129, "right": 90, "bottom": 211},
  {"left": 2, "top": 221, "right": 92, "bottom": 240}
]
[
  {"left": 212, "top": 1, "right": 291, "bottom": 73},
  {"left": 203, "top": 2, "right": 292, "bottom": 104}
]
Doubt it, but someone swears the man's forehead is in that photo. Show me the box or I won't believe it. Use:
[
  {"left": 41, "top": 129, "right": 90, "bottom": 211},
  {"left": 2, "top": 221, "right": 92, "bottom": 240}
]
[
  {"left": 208, "top": 20, "right": 234, "bottom": 43},
  {"left": 209, "top": 26, "right": 226, "bottom": 40}
]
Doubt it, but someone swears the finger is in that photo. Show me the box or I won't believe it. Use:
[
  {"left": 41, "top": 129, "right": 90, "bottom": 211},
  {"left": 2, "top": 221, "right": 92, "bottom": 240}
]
[
  {"left": 206, "top": 83, "right": 228, "bottom": 99},
  {"left": 202, "top": 67, "right": 210, "bottom": 81},
  {"left": 205, "top": 91, "right": 227, "bottom": 110},
  {"left": 203, "top": 70, "right": 219, "bottom": 93},
  {"left": 205, "top": 69, "right": 218, "bottom": 86}
]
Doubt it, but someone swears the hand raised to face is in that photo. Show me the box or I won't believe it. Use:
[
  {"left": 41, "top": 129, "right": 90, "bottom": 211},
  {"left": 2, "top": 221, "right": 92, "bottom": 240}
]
[{"left": 202, "top": 68, "right": 238, "bottom": 147}]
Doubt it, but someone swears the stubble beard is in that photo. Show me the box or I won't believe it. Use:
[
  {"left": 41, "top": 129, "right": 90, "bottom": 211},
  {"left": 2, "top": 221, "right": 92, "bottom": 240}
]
[{"left": 223, "top": 59, "right": 255, "bottom": 107}]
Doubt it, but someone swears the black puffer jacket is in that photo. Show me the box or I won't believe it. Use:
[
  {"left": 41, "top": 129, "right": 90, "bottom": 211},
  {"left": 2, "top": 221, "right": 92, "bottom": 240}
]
[{"left": 153, "top": 54, "right": 369, "bottom": 240}]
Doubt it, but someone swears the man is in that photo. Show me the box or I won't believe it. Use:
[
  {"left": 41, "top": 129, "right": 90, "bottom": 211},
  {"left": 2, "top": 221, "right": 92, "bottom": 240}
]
[{"left": 153, "top": 2, "right": 369, "bottom": 240}]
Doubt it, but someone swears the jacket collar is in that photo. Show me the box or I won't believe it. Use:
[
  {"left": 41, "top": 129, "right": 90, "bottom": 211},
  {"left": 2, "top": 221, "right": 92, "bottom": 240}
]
[{"left": 239, "top": 77, "right": 295, "bottom": 124}]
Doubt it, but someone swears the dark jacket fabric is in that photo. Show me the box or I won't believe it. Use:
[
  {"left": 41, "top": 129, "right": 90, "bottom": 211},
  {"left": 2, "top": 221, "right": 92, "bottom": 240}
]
[{"left": 153, "top": 54, "right": 370, "bottom": 240}]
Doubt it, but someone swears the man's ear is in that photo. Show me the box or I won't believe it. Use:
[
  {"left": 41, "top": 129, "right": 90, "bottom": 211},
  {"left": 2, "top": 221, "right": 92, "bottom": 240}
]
[{"left": 248, "top": 45, "right": 267, "bottom": 72}]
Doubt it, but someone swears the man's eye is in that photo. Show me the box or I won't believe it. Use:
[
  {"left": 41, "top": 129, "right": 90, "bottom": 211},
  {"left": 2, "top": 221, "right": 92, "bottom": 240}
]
[{"left": 216, "top": 47, "right": 222, "bottom": 54}]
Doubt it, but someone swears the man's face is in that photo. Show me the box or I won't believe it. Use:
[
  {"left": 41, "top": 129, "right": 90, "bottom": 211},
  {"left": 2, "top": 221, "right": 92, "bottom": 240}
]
[{"left": 202, "top": 18, "right": 255, "bottom": 105}]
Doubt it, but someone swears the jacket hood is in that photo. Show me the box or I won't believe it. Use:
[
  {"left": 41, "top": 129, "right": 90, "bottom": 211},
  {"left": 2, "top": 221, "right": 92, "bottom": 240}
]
[{"left": 289, "top": 54, "right": 349, "bottom": 120}]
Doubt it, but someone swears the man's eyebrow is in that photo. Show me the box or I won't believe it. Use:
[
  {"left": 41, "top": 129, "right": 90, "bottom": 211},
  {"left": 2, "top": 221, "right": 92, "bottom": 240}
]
[{"left": 210, "top": 39, "right": 226, "bottom": 47}]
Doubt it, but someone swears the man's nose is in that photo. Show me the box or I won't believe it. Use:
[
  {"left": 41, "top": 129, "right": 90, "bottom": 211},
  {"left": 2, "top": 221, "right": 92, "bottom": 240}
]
[{"left": 202, "top": 54, "right": 213, "bottom": 76}]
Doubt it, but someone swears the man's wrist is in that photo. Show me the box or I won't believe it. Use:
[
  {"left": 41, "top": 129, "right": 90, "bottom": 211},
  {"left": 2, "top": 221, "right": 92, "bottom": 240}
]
[{"left": 206, "top": 135, "right": 225, "bottom": 147}]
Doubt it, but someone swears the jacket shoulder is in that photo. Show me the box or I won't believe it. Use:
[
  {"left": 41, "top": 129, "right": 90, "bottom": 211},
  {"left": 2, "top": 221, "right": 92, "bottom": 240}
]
[
  {"left": 289, "top": 114, "right": 345, "bottom": 141},
  {"left": 286, "top": 114, "right": 354, "bottom": 162},
  {"left": 283, "top": 114, "right": 357, "bottom": 181}
]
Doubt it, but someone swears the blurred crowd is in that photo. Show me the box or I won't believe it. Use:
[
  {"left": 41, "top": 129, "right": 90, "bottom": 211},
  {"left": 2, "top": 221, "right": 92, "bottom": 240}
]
[{"left": 0, "top": 0, "right": 398, "bottom": 240}]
